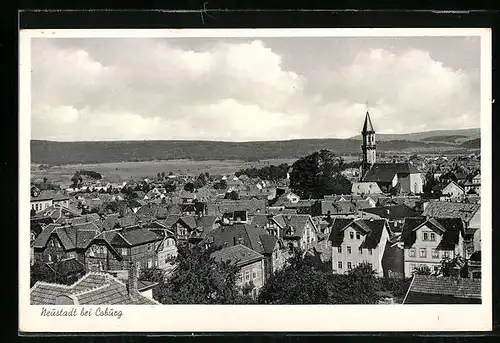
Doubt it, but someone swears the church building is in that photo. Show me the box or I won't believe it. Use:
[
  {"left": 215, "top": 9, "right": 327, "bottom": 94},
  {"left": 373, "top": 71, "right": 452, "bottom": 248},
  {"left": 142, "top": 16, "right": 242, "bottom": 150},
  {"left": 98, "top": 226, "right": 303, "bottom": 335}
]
[{"left": 355, "top": 112, "right": 424, "bottom": 195}]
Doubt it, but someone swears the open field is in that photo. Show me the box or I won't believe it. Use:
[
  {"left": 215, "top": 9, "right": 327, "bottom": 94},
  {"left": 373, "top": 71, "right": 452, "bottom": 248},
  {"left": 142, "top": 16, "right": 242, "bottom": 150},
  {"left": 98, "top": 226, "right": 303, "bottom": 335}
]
[{"left": 31, "top": 158, "right": 299, "bottom": 186}]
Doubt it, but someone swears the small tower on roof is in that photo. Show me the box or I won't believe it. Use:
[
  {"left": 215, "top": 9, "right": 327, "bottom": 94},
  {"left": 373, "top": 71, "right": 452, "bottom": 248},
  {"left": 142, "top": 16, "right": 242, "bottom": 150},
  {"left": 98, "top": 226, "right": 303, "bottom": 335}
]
[{"left": 361, "top": 111, "right": 376, "bottom": 179}]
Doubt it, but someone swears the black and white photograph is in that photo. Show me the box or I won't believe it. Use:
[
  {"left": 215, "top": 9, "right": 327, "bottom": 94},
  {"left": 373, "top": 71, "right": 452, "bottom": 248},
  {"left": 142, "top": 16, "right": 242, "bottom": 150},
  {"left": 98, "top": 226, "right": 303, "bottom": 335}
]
[{"left": 19, "top": 28, "right": 492, "bottom": 332}]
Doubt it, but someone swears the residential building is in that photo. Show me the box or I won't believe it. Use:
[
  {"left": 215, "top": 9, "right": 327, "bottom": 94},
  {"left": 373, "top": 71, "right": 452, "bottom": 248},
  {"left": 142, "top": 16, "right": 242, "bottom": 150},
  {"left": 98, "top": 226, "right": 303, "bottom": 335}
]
[
  {"left": 422, "top": 201, "right": 480, "bottom": 229},
  {"left": 329, "top": 218, "right": 391, "bottom": 277},
  {"left": 85, "top": 226, "right": 163, "bottom": 273},
  {"left": 171, "top": 215, "right": 219, "bottom": 246},
  {"left": 210, "top": 244, "right": 266, "bottom": 299},
  {"left": 440, "top": 180, "right": 466, "bottom": 198},
  {"left": 403, "top": 274, "right": 481, "bottom": 304},
  {"left": 400, "top": 217, "right": 465, "bottom": 277},
  {"left": 204, "top": 221, "right": 288, "bottom": 280},
  {"left": 31, "top": 222, "right": 101, "bottom": 264}
]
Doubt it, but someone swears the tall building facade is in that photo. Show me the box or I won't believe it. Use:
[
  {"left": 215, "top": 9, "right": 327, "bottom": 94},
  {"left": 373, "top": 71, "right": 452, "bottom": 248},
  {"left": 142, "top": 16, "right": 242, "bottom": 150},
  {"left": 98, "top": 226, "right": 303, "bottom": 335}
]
[{"left": 361, "top": 111, "right": 376, "bottom": 178}]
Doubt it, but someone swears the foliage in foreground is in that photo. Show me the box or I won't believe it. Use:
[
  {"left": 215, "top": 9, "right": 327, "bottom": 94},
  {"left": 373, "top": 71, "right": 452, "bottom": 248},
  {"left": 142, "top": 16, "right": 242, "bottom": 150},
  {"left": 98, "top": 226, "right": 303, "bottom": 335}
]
[{"left": 153, "top": 246, "right": 254, "bottom": 304}]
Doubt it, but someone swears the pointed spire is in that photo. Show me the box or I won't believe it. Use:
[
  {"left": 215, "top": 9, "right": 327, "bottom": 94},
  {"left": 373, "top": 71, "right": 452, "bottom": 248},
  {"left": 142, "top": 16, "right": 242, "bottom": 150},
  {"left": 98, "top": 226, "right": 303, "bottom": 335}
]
[{"left": 362, "top": 111, "right": 375, "bottom": 133}]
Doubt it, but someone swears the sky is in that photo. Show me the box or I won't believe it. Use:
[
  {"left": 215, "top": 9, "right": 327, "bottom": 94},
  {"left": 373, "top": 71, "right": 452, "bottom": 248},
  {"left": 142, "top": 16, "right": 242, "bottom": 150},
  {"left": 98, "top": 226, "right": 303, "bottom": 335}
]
[{"left": 30, "top": 35, "right": 481, "bottom": 142}]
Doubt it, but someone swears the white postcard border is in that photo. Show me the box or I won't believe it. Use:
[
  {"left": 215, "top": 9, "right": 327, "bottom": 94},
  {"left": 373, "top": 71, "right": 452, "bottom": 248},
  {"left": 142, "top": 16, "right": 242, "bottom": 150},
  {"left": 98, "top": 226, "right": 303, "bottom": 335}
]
[{"left": 19, "top": 27, "right": 492, "bottom": 333}]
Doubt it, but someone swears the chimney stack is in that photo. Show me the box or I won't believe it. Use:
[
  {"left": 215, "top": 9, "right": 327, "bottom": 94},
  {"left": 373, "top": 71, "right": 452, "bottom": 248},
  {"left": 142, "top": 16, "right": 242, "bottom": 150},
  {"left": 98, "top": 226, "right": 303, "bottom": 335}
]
[{"left": 127, "top": 261, "right": 139, "bottom": 299}]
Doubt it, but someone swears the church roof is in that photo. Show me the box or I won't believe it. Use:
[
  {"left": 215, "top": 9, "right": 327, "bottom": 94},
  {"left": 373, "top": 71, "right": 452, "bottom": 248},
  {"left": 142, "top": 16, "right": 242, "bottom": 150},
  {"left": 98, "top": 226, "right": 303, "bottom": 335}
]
[
  {"left": 362, "top": 163, "right": 420, "bottom": 183},
  {"left": 362, "top": 111, "right": 375, "bottom": 133}
]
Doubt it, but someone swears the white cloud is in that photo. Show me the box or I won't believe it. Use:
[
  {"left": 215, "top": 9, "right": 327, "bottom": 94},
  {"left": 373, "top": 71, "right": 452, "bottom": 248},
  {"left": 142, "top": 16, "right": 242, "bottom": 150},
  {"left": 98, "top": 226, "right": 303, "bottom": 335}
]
[{"left": 30, "top": 38, "right": 480, "bottom": 141}]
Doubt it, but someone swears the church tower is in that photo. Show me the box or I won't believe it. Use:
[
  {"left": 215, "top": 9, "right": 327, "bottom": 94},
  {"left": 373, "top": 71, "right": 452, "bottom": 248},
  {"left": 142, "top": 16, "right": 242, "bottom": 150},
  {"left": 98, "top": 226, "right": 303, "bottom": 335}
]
[{"left": 361, "top": 111, "right": 376, "bottom": 178}]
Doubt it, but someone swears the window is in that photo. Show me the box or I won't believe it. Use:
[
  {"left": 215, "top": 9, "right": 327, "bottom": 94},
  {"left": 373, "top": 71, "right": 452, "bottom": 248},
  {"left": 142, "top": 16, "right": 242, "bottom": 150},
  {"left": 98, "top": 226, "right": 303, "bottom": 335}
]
[
  {"left": 431, "top": 249, "right": 439, "bottom": 258},
  {"left": 237, "top": 272, "right": 243, "bottom": 282},
  {"left": 245, "top": 271, "right": 250, "bottom": 281},
  {"left": 409, "top": 248, "right": 416, "bottom": 257},
  {"left": 252, "top": 270, "right": 257, "bottom": 279},
  {"left": 430, "top": 233, "right": 436, "bottom": 241},
  {"left": 121, "top": 248, "right": 128, "bottom": 256},
  {"left": 356, "top": 232, "right": 361, "bottom": 240},
  {"left": 423, "top": 232, "right": 428, "bottom": 241},
  {"left": 147, "top": 243, "right": 153, "bottom": 251},
  {"left": 433, "top": 265, "right": 440, "bottom": 273},
  {"left": 338, "top": 261, "right": 343, "bottom": 269},
  {"left": 338, "top": 246, "right": 342, "bottom": 253},
  {"left": 419, "top": 248, "right": 427, "bottom": 258},
  {"left": 368, "top": 249, "right": 373, "bottom": 255},
  {"left": 349, "top": 232, "right": 354, "bottom": 239},
  {"left": 442, "top": 251, "right": 450, "bottom": 258},
  {"left": 358, "top": 247, "right": 363, "bottom": 254},
  {"left": 347, "top": 262, "right": 352, "bottom": 270},
  {"left": 347, "top": 246, "right": 352, "bottom": 254}
]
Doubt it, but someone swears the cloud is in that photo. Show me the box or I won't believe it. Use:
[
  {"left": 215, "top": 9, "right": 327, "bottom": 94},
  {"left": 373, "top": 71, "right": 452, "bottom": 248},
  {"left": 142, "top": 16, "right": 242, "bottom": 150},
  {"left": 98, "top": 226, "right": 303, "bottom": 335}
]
[{"left": 29, "top": 37, "right": 480, "bottom": 141}]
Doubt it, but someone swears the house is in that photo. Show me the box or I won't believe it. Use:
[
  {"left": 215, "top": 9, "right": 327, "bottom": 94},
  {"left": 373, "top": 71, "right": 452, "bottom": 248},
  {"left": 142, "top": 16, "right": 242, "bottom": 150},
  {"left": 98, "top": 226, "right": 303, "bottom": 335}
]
[
  {"left": 207, "top": 199, "right": 266, "bottom": 217},
  {"left": 402, "top": 274, "right": 481, "bottom": 304},
  {"left": 400, "top": 217, "right": 465, "bottom": 277},
  {"left": 329, "top": 218, "right": 391, "bottom": 277},
  {"left": 88, "top": 226, "right": 164, "bottom": 273},
  {"left": 205, "top": 221, "right": 288, "bottom": 280},
  {"left": 31, "top": 222, "right": 101, "bottom": 264},
  {"left": 351, "top": 182, "right": 383, "bottom": 196},
  {"left": 31, "top": 189, "right": 70, "bottom": 213},
  {"left": 172, "top": 215, "right": 219, "bottom": 246},
  {"left": 30, "top": 263, "right": 159, "bottom": 305},
  {"left": 463, "top": 173, "right": 481, "bottom": 195},
  {"left": 441, "top": 180, "right": 466, "bottom": 198},
  {"left": 422, "top": 201, "right": 480, "bottom": 229},
  {"left": 210, "top": 244, "right": 266, "bottom": 299}
]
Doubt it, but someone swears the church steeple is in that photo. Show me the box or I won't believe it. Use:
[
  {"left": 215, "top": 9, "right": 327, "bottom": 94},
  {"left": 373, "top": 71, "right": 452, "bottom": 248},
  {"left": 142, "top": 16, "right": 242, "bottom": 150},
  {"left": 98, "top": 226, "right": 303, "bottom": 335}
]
[{"left": 361, "top": 111, "right": 376, "bottom": 179}]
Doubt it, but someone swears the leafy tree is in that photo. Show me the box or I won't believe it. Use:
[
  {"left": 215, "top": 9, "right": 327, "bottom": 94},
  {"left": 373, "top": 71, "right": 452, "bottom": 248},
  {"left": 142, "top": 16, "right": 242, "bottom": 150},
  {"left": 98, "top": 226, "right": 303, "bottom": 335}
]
[
  {"left": 71, "top": 172, "right": 82, "bottom": 187},
  {"left": 289, "top": 150, "right": 349, "bottom": 198},
  {"left": 213, "top": 179, "right": 227, "bottom": 190},
  {"left": 439, "top": 256, "right": 467, "bottom": 277},
  {"left": 413, "top": 265, "right": 432, "bottom": 276},
  {"left": 139, "top": 267, "right": 166, "bottom": 284},
  {"left": 153, "top": 246, "right": 252, "bottom": 304},
  {"left": 157, "top": 172, "right": 161, "bottom": 179},
  {"left": 184, "top": 182, "right": 195, "bottom": 192},
  {"left": 43, "top": 177, "right": 48, "bottom": 184},
  {"left": 423, "top": 171, "right": 438, "bottom": 195},
  {"left": 224, "top": 190, "right": 239, "bottom": 200},
  {"left": 161, "top": 172, "right": 166, "bottom": 178},
  {"left": 164, "top": 182, "right": 176, "bottom": 193}
]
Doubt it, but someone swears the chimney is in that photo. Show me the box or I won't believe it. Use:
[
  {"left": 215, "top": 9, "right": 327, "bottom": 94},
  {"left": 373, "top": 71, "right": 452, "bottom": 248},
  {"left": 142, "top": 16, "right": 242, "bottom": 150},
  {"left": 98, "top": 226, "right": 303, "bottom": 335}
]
[{"left": 127, "top": 261, "right": 139, "bottom": 299}]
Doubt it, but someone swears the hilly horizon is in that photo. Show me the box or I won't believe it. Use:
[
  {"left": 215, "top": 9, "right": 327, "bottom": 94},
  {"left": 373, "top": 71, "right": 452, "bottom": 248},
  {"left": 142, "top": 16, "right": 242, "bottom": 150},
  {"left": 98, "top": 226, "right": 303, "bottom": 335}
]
[{"left": 31, "top": 128, "right": 480, "bottom": 166}]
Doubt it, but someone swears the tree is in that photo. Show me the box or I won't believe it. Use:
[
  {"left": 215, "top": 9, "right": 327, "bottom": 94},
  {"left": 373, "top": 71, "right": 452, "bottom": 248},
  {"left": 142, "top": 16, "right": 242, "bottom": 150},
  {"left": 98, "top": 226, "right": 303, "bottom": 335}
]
[
  {"left": 423, "top": 171, "right": 437, "bottom": 195},
  {"left": 184, "top": 182, "right": 195, "bottom": 192},
  {"left": 43, "top": 177, "right": 48, "bottom": 184},
  {"left": 153, "top": 246, "right": 252, "bottom": 304},
  {"left": 157, "top": 172, "right": 161, "bottom": 179},
  {"left": 164, "top": 182, "right": 176, "bottom": 193},
  {"left": 413, "top": 265, "right": 432, "bottom": 276},
  {"left": 213, "top": 179, "right": 227, "bottom": 190},
  {"left": 224, "top": 190, "right": 239, "bottom": 200},
  {"left": 139, "top": 267, "right": 166, "bottom": 284},
  {"left": 71, "top": 172, "right": 82, "bottom": 187},
  {"left": 161, "top": 172, "right": 166, "bottom": 178},
  {"left": 289, "top": 150, "right": 349, "bottom": 198}
]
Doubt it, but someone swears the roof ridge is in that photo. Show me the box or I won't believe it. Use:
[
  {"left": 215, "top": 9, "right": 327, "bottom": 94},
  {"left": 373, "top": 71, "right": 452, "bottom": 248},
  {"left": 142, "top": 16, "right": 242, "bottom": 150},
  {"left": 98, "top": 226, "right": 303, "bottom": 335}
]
[{"left": 69, "top": 282, "right": 112, "bottom": 297}]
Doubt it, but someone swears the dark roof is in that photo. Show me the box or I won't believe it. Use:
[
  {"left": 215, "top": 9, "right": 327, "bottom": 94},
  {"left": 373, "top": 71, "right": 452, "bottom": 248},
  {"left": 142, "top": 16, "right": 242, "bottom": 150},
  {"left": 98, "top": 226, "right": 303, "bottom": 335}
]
[
  {"left": 32, "top": 222, "right": 101, "bottom": 250},
  {"left": 400, "top": 217, "right": 463, "bottom": 249},
  {"left": 30, "top": 272, "right": 159, "bottom": 305},
  {"left": 362, "top": 111, "right": 375, "bottom": 133},
  {"left": 119, "top": 228, "right": 162, "bottom": 246},
  {"left": 361, "top": 204, "right": 422, "bottom": 220},
  {"left": 205, "top": 223, "right": 278, "bottom": 255},
  {"left": 137, "top": 280, "right": 158, "bottom": 292},
  {"left": 328, "top": 218, "right": 387, "bottom": 249},
  {"left": 423, "top": 202, "right": 480, "bottom": 223},
  {"left": 210, "top": 244, "right": 264, "bottom": 267},
  {"left": 207, "top": 199, "right": 266, "bottom": 215},
  {"left": 404, "top": 275, "right": 481, "bottom": 304},
  {"left": 362, "top": 163, "right": 420, "bottom": 183}
]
